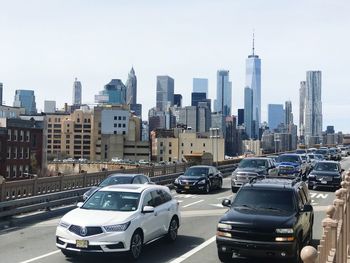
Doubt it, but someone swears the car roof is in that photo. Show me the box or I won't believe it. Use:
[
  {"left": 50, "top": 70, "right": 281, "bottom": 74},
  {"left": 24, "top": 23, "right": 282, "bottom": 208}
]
[
  {"left": 100, "top": 184, "right": 164, "bottom": 193},
  {"left": 187, "top": 165, "right": 214, "bottom": 168},
  {"left": 242, "top": 157, "right": 270, "bottom": 160},
  {"left": 314, "top": 160, "right": 339, "bottom": 164},
  {"left": 279, "top": 153, "right": 300, "bottom": 156},
  {"left": 107, "top": 173, "right": 146, "bottom": 178},
  {"left": 243, "top": 178, "right": 301, "bottom": 190}
]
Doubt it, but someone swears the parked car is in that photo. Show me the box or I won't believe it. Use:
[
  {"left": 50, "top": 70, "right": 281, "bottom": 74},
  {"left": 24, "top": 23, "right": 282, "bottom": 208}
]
[
  {"left": 307, "top": 161, "right": 344, "bottom": 190},
  {"left": 231, "top": 157, "right": 278, "bottom": 192},
  {"left": 275, "top": 154, "right": 307, "bottom": 178},
  {"left": 111, "top": 157, "right": 123, "bottom": 163},
  {"left": 83, "top": 174, "right": 152, "bottom": 200},
  {"left": 173, "top": 165, "right": 223, "bottom": 194},
  {"left": 56, "top": 184, "right": 180, "bottom": 260},
  {"left": 216, "top": 177, "right": 313, "bottom": 263}
]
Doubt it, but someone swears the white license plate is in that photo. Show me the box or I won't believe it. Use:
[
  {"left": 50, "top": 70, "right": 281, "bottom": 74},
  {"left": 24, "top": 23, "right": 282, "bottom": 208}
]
[
  {"left": 184, "top": 186, "right": 190, "bottom": 189},
  {"left": 321, "top": 181, "right": 327, "bottom": 184},
  {"left": 76, "top": 240, "right": 89, "bottom": 248}
]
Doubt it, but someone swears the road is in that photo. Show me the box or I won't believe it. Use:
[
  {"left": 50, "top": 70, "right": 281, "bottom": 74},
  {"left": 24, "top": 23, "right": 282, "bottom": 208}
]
[{"left": 1, "top": 157, "right": 349, "bottom": 263}]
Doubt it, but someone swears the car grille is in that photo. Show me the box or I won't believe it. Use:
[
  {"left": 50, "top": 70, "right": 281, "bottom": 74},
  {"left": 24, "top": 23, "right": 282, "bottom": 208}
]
[
  {"left": 316, "top": 175, "right": 333, "bottom": 182},
  {"left": 180, "top": 180, "right": 195, "bottom": 185},
  {"left": 68, "top": 225, "right": 103, "bottom": 237},
  {"left": 279, "top": 166, "right": 294, "bottom": 171},
  {"left": 236, "top": 172, "right": 259, "bottom": 181},
  {"left": 228, "top": 225, "right": 276, "bottom": 242}
]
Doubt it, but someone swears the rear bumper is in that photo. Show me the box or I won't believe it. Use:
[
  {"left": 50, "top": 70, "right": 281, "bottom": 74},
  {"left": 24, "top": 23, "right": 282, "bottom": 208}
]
[{"left": 216, "top": 236, "right": 296, "bottom": 259}]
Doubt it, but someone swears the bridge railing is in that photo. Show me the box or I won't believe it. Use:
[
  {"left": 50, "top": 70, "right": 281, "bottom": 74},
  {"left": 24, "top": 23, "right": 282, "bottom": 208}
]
[{"left": 301, "top": 170, "right": 350, "bottom": 263}]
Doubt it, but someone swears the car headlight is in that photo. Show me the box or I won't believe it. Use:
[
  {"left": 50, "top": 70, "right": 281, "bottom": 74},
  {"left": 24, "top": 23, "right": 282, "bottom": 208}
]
[
  {"left": 103, "top": 221, "right": 131, "bottom": 232},
  {"left": 58, "top": 220, "right": 70, "bottom": 229},
  {"left": 174, "top": 178, "right": 179, "bottom": 184},
  {"left": 197, "top": 179, "right": 206, "bottom": 184},
  {"left": 217, "top": 223, "right": 231, "bottom": 230},
  {"left": 275, "top": 228, "right": 293, "bottom": 234}
]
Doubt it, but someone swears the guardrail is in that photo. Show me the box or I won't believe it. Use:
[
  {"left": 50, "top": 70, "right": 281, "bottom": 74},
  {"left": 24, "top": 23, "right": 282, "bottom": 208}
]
[
  {"left": 301, "top": 170, "right": 350, "bottom": 263},
  {"left": 0, "top": 162, "right": 238, "bottom": 221}
]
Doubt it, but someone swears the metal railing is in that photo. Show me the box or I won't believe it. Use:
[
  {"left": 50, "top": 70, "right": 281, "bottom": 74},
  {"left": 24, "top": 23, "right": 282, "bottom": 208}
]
[
  {"left": 0, "top": 162, "right": 238, "bottom": 221},
  {"left": 301, "top": 170, "right": 350, "bottom": 263}
]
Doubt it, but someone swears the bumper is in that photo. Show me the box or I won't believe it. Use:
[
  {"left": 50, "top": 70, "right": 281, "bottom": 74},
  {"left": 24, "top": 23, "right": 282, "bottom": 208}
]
[
  {"left": 56, "top": 226, "right": 131, "bottom": 253},
  {"left": 174, "top": 183, "right": 206, "bottom": 192},
  {"left": 308, "top": 180, "right": 340, "bottom": 189},
  {"left": 216, "top": 236, "right": 296, "bottom": 259}
]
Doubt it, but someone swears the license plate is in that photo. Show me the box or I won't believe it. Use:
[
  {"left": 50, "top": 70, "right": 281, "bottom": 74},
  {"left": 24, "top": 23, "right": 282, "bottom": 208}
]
[
  {"left": 321, "top": 180, "right": 327, "bottom": 184},
  {"left": 184, "top": 186, "right": 190, "bottom": 189},
  {"left": 76, "top": 240, "right": 88, "bottom": 248}
]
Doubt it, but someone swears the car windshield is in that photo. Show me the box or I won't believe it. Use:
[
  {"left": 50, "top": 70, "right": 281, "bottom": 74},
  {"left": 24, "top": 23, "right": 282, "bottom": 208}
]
[
  {"left": 277, "top": 155, "right": 300, "bottom": 163},
  {"left": 99, "top": 176, "right": 133, "bottom": 187},
  {"left": 315, "top": 149, "right": 328, "bottom": 155},
  {"left": 314, "top": 154, "right": 324, "bottom": 160},
  {"left": 238, "top": 159, "right": 267, "bottom": 168},
  {"left": 184, "top": 167, "right": 209, "bottom": 177},
  {"left": 82, "top": 191, "right": 140, "bottom": 212},
  {"left": 232, "top": 189, "right": 295, "bottom": 213},
  {"left": 314, "top": 162, "right": 339, "bottom": 172},
  {"left": 296, "top": 150, "right": 306, "bottom": 154}
]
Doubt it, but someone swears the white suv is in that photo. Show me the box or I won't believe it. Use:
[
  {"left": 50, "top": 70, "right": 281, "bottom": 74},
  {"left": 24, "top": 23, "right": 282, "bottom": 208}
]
[{"left": 56, "top": 184, "right": 180, "bottom": 260}]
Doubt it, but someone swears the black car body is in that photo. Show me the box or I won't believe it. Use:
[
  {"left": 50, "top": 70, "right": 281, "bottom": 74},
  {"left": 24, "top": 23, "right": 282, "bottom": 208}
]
[
  {"left": 231, "top": 158, "right": 277, "bottom": 191},
  {"left": 174, "top": 165, "right": 223, "bottom": 194},
  {"left": 308, "top": 161, "right": 343, "bottom": 190},
  {"left": 83, "top": 173, "right": 152, "bottom": 200},
  {"left": 216, "top": 178, "right": 313, "bottom": 263}
]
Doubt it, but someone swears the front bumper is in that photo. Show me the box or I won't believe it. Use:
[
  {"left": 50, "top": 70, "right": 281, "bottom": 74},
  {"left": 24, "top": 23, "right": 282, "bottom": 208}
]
[
  {"left": 308, "top": 179, "right": 341, "bottom": 189},
  {"left": 56, "top": 226, "right": 131, "bottom": 253},
  {"left": 216, "top": 236, "right": 296, "bottom": 259},
  {"left": 174, "top": 183, "right": 206, "bottom": 192}
]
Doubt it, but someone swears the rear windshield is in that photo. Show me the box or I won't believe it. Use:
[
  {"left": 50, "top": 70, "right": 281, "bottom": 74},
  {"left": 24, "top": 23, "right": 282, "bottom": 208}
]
[
  {"left": 238, "top": 159, "right": 267, "bottom": 168},
  {"left": 277, "top": 155, "right": 300, "bottom": 163},
  {"left": 184, "top": 167, "right": 209, "bottom": 177},
  {"left": 100, "top": 176, "right": 133, "bottom": 187},
  {"left": 233, "top": 188, "right": 295, "bottom": 213}
]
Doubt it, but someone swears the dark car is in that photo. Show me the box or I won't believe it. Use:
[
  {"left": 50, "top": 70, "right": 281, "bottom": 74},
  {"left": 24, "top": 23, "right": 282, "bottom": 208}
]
[
  {"left": 276, "top": 154, "right": 307, "bottom": 178},
  {"left": 307, "top": 161, "right": 344, "bottom": 190},
  {"left": 315, "top": 148, "right": 330, "bottom": 160},
  {"left": 231, "top": 157, "right": 278, "bottom": 192},
  {"left": 216, "top": 177, "right": 313, "bottom": 263},
  {"left": 83, "top": 173, "right": 152, "bottom": 200},
  {"left": 174, "top": 165, "right": 223, "bottom": 194}
]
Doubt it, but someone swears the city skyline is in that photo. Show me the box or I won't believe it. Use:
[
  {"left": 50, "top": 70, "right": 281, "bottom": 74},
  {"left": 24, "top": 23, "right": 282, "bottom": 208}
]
[{"left": 0, "top": 1, "right": 349, "bottom": 132}]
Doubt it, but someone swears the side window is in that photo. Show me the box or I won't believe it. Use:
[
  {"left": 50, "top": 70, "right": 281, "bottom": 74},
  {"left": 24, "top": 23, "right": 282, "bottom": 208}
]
[
  {"left": 140, "top": 176, "right": 149, "bottom": 184},
  {"left": 151, "top": 190, "right": 164, "bottom": 207},
  {"left": 297, "top": 190, "right": 306, "bottom": 208},
  {"left": 142, "top": 192, "right": 154, "bottom": 207},
  {"left": 133, "top": 176, "right": 142, "bottom": 184},
  {"left": 301, "top": 185, "right": 311, "bottom": 203},
  {"left": 161, "top": 190, "right": 172, "bottom": 203}
]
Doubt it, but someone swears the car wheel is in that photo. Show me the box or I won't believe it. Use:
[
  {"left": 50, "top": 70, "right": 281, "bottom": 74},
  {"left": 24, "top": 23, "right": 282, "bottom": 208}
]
[
  {"left": 205, "top": 182, "right": 210, "bottom": 194},
  {"left": 129, "top": 230, "right": 143, "bottom": 261},
  {"left": 167, "top": 217, "right": 178, "bottom": 242},
  {"left": 218, "top": 251, "right": 232, "bottom": 262},
  {"left": 218, "top": 179, "right": 223, "bottom": 190}
]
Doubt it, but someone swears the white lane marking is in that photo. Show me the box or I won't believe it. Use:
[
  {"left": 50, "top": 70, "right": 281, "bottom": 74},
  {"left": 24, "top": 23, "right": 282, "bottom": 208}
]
[
  {"left": 174, "top": 194, "right": 197, "bottom": 199},
  {"left": 169, "top": 236, "right": 216, "bottom": 263},
  {"left": 19, "top": 250, "right": 60, "bottom": 263},
  {"left": 310, "top": 192, "right": 329, "bottom": 199},
  {"left": 210, "top": 204, "right": 224, "bottom": 208},
  {"left": 182, "top": 200, "right": 204, "bottom": 208}
]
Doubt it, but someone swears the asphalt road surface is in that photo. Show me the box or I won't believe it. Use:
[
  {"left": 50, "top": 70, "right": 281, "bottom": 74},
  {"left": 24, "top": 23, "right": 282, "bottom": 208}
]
[{"left": 1, "top": 156, "right": 349, "bottom": 263}]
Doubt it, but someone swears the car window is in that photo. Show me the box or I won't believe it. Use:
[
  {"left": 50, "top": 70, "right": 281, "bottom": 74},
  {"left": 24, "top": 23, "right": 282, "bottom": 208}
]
[
  {"left": 99, "top": 176, "right": 133, "bottom": 187},
  {"left": 184, "top": 167, "right": 209, "bottom": 177},
  {"left": 160, "top": 190, "right": 172, "bottom": 203},
  {"left": 139, "top": 176, "right": 150, "bottom": 184},
  {"left": 314, "top": 162, "right": 339, "bottom": 171},
  {"left": 142, "top": 192, "right": 154, "bottom": 207},
  {"left": 133, "top": 176, "right": 142, "bottom": 184},
  {"left": 151, "top": 190, "right": 164, "bottom": 207},
  {"left": 301, "top": 185, "right": 311, "bottom": 203},
  {"left": 297, "top": 190, "right": 304, "bottom": 209},
  {"left": 298, "top": 188, "right": 307, "bottom": 205}
]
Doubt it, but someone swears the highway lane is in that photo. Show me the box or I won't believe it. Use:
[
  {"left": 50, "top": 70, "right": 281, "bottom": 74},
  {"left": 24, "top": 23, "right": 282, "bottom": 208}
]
[{"left": 0, "top": 156, "right": 349, "bottom": 263}]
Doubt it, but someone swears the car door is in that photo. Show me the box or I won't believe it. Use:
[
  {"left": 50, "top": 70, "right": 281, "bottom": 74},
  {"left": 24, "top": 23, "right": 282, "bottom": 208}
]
[
  {"left": 151, "top": 189, "right": 171, "bottom": 236},
  {"left": 209, "top": 167, "right": 218, "bottom": 187},
  {"left": 140, "top": 191, "right": 159, "bottom": 242},
  {"left": 297, "top": 188, "right": 310, "bottom": 243}
]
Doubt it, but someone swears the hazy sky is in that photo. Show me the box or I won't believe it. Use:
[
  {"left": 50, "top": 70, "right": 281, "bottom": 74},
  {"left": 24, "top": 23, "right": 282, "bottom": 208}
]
[{"left": 1, "top": 0, "right": 349, "bottom": 132}]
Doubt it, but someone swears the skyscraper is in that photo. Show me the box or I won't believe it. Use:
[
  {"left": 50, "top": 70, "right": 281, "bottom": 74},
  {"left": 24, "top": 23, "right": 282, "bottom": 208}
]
[
  {"left": 72, "top": 78, "right": 82, "bottom": 105},
  {"left": 268, "top": 104, "right": 284, "bottom": 130},
  {"left": 299, "top": 81, "right": 306, "bottom": 137},
  {"left": 214, "top": 70, "right": 232, "bottom": 116},
  {"left": 191, "top": 92, "right": 206, "bottom": 107},
  {"left": 193, "top": 78, "right": 208, "bottom": 96},
  {"left": 13, "top": 90, "right": 37, "bottom": 114},
  {"left": 44, "top": 100, "right": 56, "bottom": 113},
  {"left": 156, "top": 76, "right": 174, "bottom": 111},
  {"left": 0, "top": 82, "right": 3, "bottom": 105},
  {"left": 174, "top": 94, "right": 182, "bottom": 107},
  {"left": 126, "top": 67, "right": 137, "bottom": 105},
  {"left": 244, "top": 87, "right": 253, "bottom": 138},
  {"left": 245, "top": 34, "right": 261, "bottom": 138},
  {"left": 304, "top": 71, "right": 322, "bottom": 146},
  {"left": 95, "top": 79, "right": 127, "bottom": 105},
  {"left": 284, "top": 100, "right": 293, "bottom": 127}
]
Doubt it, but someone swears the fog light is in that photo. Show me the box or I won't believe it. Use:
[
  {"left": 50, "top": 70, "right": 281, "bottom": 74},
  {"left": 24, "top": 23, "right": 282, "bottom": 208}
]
[
  {"left": 275, "top": 237, "right": 294, "bottom": 242},
  {"left": 281, "top": 252, "right": 287, "bottom": 257},
  {"left": 217, "top": 231, "right": 232, "bottom": 238}
]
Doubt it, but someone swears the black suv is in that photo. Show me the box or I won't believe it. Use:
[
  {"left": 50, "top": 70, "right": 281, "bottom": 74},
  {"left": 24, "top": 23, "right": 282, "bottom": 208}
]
[{"left": 216, "top": 177, "right": 313, "bottom": 263}]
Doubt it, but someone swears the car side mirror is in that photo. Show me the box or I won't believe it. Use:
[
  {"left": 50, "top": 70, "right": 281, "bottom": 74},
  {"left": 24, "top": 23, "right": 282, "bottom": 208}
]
[
  {"left": 222, "top": 199, "right": 231, "bottom": 208},
  {"left": 142, "top": 206, "right": 155, "bottom": 214},
  {"left": 77, "top": 202, "right": 84, "bottom": 208},
  {"left": 302, "top": 204, "right": 313, "bottom": 212}
]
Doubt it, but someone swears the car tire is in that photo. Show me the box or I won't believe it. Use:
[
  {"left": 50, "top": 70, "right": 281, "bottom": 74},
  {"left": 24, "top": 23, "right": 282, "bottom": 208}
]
[
  {"left": 218, "top": 251, "right": 232, "bottom": 262},
  {"left": 231, "top": 186, "right": 238, "bottom": 193},
  {"left": 167, "top": 217, "right": 178, "bottom": 242},
  {"left": 204, "top": 182, "right": 211, "bottom": 194},
  {"left": 128, "top": 230, "right": 143, "bottom": 261}
]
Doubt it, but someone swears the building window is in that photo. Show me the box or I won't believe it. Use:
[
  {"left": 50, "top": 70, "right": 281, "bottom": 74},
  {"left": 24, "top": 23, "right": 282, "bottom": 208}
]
[
  {"left": 122, "top": 124, "right": 126, "bottom": 128},
  {"left": 118, "top": 116, "right": 121, "bottom": 120},
  {"left": 203, "top": 143, "right": 205, "bottom": 147},
  {"left": 6, "top": 166, "right": 10, "bottom": 178},
  {"left": 160, "top": 157, "right": 163, "bottom": 161},
  {"left": 77, "top": 118, "right": 80, "bottom": 123},
  {"left": 169, "top": 142, "right": 172, "bottom": 147},
  {"left": 66, "top": 134, "right": 70, "bottom": 138},
  {"left": 25, "top": 148, "right": 29, "bottom": 159},
  {"left": 181, "top": 150, "right": 184, "bottom": 154},
  {"left": 181, "top": 143, "right": 184, "bottom": 147},
  {"left": 118, "top": 123, "right": 121, "bottom": 128},
  {"left": 20, "top": 147, "right": 24, "bottom": 159},
  {"left": 25, "top": 165, "right": 29, "bottom": 173},
  {"left": 160, "top": 142, "right": 163, "bottom": 147},
  {"left": 20, "top": 130, "right": 24, "bottom": 141},
  {"left": 122, "top": 131, "right": 126, "bottom": 135},
  {"left": 14, "top": 130, "right": 18, "bottom": 141},
  {"left": 26, "top": 131, "right": 30, "bottom": 142},
  {"left": 123, "top": 116, "right": 126, "bottom": 120},
  {"left": 190, "top": 143, "right": 193, "bottom": 147},
  {"left": 114, "top": 116, "right": 117, "bottom": 120},
  {"left": 169, "top": 150, "right": 172, "bottom": 154},
  {"left": 169, "top": 157, "right": 172, "bottom": 162},
  {"left": 7, "top": 129, "right": 11, "bottom": 141},
  {"left": 13, "top": 147, "right": 17, "bottom": 159},
  {"left": 114, "top": 123, "right": 117, "bottom": 127},
  {"left": 19, "top": 165, "right": 23, "bottom": 177},
  {"left": 160, "top": 150, "right": 163, "bottom": 154},
  {"left": 190, "top": 151, "right": 193, "bottom": 154},
  {"left": 12, "top": 166, "right": 17, "bottom": 178},
  {"left": 114, "top": 131, "right": 117, "bottom": 134}
]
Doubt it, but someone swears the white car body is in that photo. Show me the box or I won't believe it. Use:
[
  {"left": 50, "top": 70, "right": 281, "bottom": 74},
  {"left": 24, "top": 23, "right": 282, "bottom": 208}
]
[{"left": 56, "top": 184, "right": 180, "bottom": 256}]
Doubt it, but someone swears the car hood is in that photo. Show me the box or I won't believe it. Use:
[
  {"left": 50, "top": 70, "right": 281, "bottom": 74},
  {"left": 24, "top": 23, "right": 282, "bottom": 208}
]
[
  {"left": 220, "top": 207, "right": 296, "bottom": 229},
  {"left": 61, "top": 208, "right": 136, "bottom": 226},
  {"left": 234, "top": 168, "right": 266, "bottom": 174},
  {"left": 310, "top": 170, "right": 340, "bottom": 177}
]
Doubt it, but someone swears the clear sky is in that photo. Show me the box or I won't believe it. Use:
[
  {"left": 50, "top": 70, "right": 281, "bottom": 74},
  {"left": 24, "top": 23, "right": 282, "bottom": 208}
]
[{"left": 0, "top": 0, "right": 349, "bottom": 132}]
